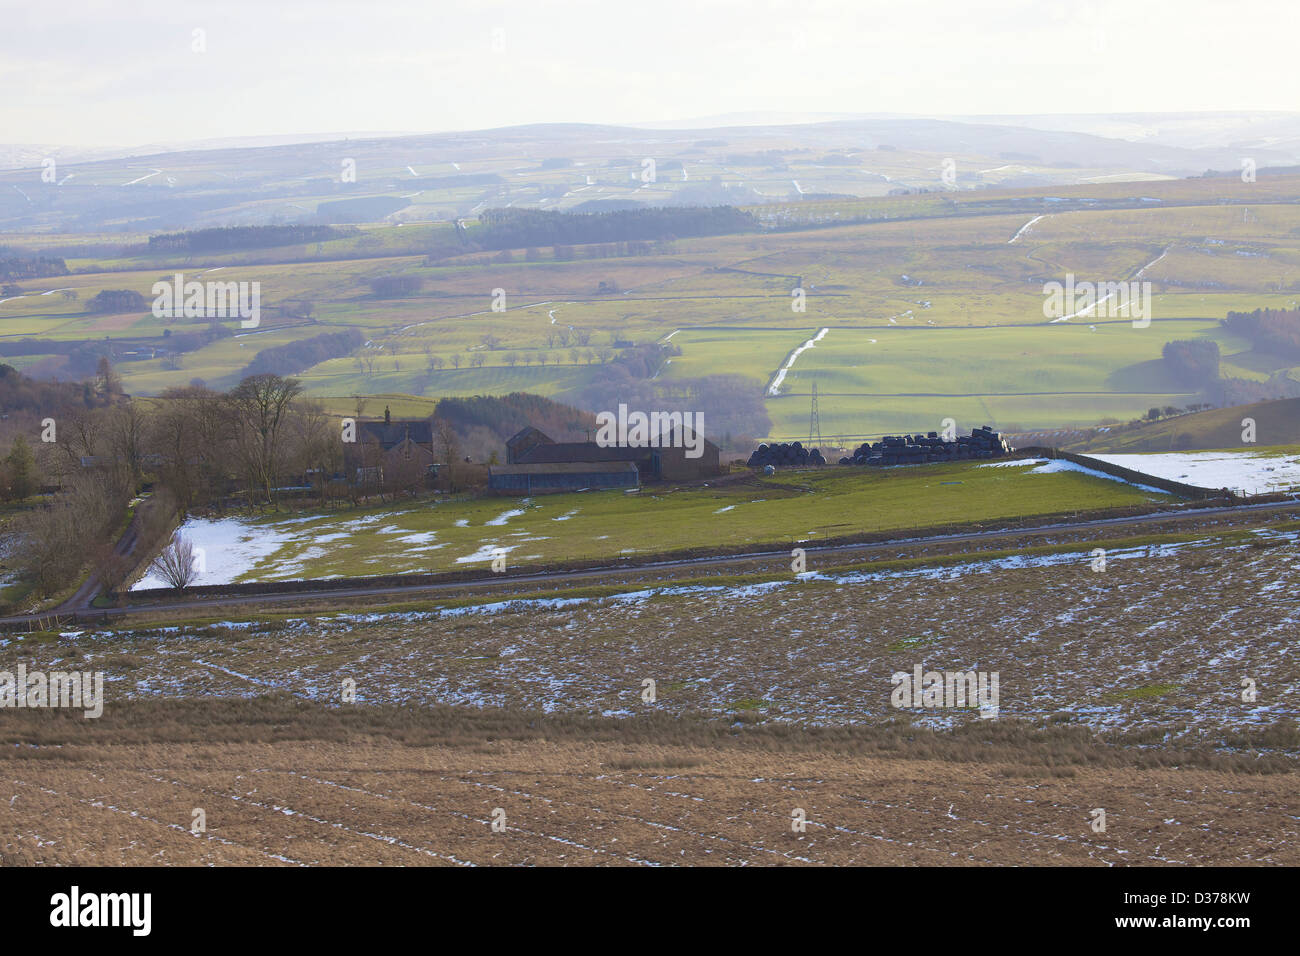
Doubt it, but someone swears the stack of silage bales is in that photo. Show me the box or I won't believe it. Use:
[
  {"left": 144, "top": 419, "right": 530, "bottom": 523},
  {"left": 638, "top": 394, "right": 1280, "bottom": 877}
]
[
  {"left": 837, "top": 426, "right": 1012, "bottom": 467},
  {"left": 746, "top": 441, "right": 827, "bottom": 469}
]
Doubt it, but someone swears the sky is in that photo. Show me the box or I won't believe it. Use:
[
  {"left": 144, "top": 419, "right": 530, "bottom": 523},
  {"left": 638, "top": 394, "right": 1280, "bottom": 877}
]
[{"left": 3, "top": 0, "right": 1298, "bottom": 146}]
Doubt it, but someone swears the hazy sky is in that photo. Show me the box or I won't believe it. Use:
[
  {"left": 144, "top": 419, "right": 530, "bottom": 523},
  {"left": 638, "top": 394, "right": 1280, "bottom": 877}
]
[{"left": 4, "top": 0, "right": 1297, "bottom": 146}]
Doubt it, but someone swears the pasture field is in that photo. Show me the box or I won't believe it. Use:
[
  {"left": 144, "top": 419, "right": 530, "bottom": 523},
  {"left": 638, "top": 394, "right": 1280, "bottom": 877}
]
[
  {"left": 138, "top": 461, "right": 1173, "bottom": 586},
  {"left": 760, "top": 320, "right": 1240, "bottom": 437},
  {"left": 298, "top": 355, "right": 601, "bottom": 400},
  {"left": 658, "top": 327, "right": 813, "bottom": 383}
]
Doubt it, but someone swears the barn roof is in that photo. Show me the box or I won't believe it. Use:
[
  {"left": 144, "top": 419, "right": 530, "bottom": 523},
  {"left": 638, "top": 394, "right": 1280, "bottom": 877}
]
[
  {"left": 489, "top": 462, "right": 639, "bottom": 476},
  {"left": 514, "top": 442, "right": 646, "bottom": 464}
]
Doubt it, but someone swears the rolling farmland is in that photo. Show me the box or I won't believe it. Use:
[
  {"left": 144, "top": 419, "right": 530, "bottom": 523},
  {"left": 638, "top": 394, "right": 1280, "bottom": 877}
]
[{"left": 6, "top": 169, "right": 1300, "bottom": 441}]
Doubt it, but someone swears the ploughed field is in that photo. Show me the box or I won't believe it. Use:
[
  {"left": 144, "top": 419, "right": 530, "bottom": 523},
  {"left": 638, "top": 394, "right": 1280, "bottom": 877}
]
[
  {"left": 5, "top": 514, "right": 1298, "bottom": 865},
  {"left": 6, "top": 724, "right": 1297, "bottom": 866}
]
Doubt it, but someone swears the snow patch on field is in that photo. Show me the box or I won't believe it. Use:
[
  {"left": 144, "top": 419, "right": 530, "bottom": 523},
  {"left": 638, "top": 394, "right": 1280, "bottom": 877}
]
[
  {"left": 980, "top": 458, "right": 1167, "bottom": 494},
  {"left": 767, "top": 328, "right": 828, "bottom": 396},
  {"left": 397, "top": 531, "right": 437, "bottom": 545},
  {"left": 131, "top": 516, "right": 296, "bottom": 588},
  {"left": 1089, "top": 451, "right": 1300, "bottom": 495},
  {"left": 455, "top": 543, "right": 516, "bottom": 564}
]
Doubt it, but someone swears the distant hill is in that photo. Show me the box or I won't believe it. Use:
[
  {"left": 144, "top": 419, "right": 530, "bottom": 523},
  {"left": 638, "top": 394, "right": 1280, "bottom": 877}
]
[
  {"left": 1061, "top": 398, "right": 1300, "bottom": 453},
  {"left": 4, "top": 114, "right": 1295, "bottom": 233}
]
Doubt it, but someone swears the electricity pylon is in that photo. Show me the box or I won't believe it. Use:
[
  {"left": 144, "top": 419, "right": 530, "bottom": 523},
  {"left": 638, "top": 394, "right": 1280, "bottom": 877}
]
[{"left": 808, "top": 380, "right": 824, "bottom": 449}]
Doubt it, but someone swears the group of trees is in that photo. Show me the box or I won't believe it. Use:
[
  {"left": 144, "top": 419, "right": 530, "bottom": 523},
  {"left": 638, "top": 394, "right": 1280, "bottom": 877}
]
[
  {"left": 0, "top": 361, "right": 109, "bottom": 416},
  {"left": 368, "top": 274, "right": 425, "bottom": 297},
  {"left": 1, "top": 370, "right": 349, "bottom": 598},
  {"left": 1150, "top": 312, "right": 1300, "bottom": 407},
  {"left": 1161, "top": 339, "right": 1220, "bottom": 386},
  {"left": 147, "top": 225, "right": 353, "bottom": 254},
  {"left": 487, "top": 240, "right": 664, "bottom": 264},
  {"left": 13, "top": 466, "right": 140, "bottom": 597},
  {"left": 243, "top": 328, "right": 364, "bottom": 378},
  {"left": 0, "top": 436, "right": 37, "bottom": 501},
  {"left": 555, "top": 342, "right": 769, "bottom": 452},
  {"left": 4, "top": 367, "right": 478, "bottom": 516},
  {"left": 0, "top": 255, "right": 70, "bottom": 281},
  {"left": 1222, "top": 308, "right": 1300, "bottom": 360},
  {"left": 87, "top": 289, "right": 147, "bottom": 313},
  {"left": 434, "top": 392, "right": 596, "bottom": 460},
  {"left": 475, "top": 205, "right": 758, "bottom": 250}
]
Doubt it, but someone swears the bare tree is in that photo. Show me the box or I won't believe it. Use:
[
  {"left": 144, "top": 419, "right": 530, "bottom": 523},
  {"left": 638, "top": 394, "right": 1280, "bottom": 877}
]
[
  {"left": 103, "top": 401, "right": 150, "bottom": 486},
  {"left": 95, "top": 356, "right": 122, "bottom": 397},
  {"left": 150, "top": 533, "right": 200, "bottom": 590},
  {"left": 151, "top": 385, "right": 222, "bottom": 509},
  {"left": 227, "top": 373, "right": 303, "bottom": 506},
  {"left": 288, "top": 400, "right": 340, "bottom": 505}
]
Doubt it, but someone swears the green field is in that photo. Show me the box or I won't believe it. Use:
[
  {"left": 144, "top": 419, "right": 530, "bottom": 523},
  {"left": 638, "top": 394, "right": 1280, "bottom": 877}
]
[
  {"left": 760, "top": 320, "right": 1246, "bottom": 438},
  {"left": 161, "top": 461, "right": 1174, "bottom": 584}
]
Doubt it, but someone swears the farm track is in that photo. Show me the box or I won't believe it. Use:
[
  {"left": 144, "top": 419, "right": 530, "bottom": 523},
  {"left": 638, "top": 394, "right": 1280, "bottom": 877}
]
[{"left": 6, "top": 497, "right": 1294, "bottom": 627}]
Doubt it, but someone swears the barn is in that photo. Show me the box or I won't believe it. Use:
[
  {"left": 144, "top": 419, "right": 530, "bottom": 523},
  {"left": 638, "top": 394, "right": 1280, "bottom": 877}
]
[
  {"left": 504, "top": 426, "right": 722, "bottom": 481},
  {"left": 487, "top": 461, "right": 640, "bottom": 495}
]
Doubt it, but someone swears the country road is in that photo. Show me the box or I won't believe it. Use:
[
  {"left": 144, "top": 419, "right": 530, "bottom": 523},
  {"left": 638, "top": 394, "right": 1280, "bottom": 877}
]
[{"left": 5, "top": 497, "right": 1294, "bottom": 629}]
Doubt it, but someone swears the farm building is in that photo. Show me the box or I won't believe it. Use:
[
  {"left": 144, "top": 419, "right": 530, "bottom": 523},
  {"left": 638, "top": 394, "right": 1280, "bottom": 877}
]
[
  {"left": 504, "top": 426, "right": 722, "bottom": 481},
  {"left": 355, "top": 418, "right": 435, "bottom": 453},
  {"left": 347, "top": 418, "right": 439, "bottom": 488},
  {"left": 488, "top": 461, "right": 640, "bottom": 495}
]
